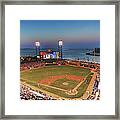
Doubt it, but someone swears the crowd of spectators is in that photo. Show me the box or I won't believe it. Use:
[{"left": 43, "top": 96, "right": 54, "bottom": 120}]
[
  {"left": 86, "top": 89, "right": 100, "bottom": 100},
  {"left": 20, "top": 58, "right": 100, "bottom": 100},
  {"left": 20, "top": 61, "right": 45, "bottom": 71},
  {"left": 65, "top": 59, "right": 100, "bottom": 70},
  {"left": 20, "top": 83, "right": 56, "bottom": 100},
  {"left": 20, "top": 83, "right": 100, "bottom": 100},
  {"left": 20, "top": 82, "right": 100, "bottom": 100},
  {"left": 20, "top": 59, "right": 66, "bottom": 71}
]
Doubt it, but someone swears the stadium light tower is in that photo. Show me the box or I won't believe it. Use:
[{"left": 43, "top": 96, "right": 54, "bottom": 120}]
[
  {"left": 58, "top": 40, "right": 63, "bottom": 59},
  {"left": 35, "top": 41, "right": 40, "bottom": 58},
  {"left": 94, "top": 48, "right": 95, "bottom": 63}
]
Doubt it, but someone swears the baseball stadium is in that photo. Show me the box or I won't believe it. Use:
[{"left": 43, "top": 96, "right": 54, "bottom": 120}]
[
  {"left": 20, "top": 20, "right": 100, "bottom": 100},
  {"left": 20, "top": 41, "right": 100, "bottom": 100}
]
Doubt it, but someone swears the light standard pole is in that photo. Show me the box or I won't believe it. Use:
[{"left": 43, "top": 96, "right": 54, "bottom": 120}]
[
  {"left": 58, "top": 40, "right": 63, "bottom": 59},
  {"left": 94, "top": 48, "right": 95, "bottom": 63},
  {"left": 35, "top": 41, "right": 40, "bottom": 61}
]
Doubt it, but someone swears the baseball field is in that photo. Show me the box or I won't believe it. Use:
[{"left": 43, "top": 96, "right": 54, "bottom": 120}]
[{"left": 20, "top": 65, "right": 94, "bottom": 99}]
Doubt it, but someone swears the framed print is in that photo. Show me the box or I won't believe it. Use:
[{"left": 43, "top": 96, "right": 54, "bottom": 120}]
[{"left": 0, "top": 0, "right": 119, "bottom": 119}]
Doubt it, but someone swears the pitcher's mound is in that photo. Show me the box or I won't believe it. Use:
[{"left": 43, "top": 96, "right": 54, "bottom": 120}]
[{"left": 63, "top": 82, "right": 69, "bottom": 85}]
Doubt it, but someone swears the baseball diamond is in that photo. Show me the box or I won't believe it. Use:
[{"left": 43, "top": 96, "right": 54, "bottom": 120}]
[{"left": 20, "top": 65, "right": 97, "bottom": 100}]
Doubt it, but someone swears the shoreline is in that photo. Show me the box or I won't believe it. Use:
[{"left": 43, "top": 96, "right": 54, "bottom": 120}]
[{"left": 20, "top": 57, "right": 100, "bottom": 64}]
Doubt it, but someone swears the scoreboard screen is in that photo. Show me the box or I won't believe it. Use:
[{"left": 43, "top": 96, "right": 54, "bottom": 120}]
[{"left": 39, "top": 51, "right": 60, "bottom": 59}]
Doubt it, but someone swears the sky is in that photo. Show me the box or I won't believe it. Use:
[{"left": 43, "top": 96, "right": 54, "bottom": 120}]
[{"left": 20, "top": 20, "right": 100, "bottom": 49}]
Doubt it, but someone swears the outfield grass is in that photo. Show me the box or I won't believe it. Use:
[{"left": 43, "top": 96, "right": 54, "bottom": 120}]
[
  {"left": 21, "top": 65, "right": 90, "bottom": 82},
  {"left": 21, "top": 65, "right": 92, "bottom": 99}
]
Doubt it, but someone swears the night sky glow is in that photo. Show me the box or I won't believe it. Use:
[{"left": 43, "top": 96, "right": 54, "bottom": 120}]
[{"left": 20, "top": 20, "right": 100, "bottom": 49}]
